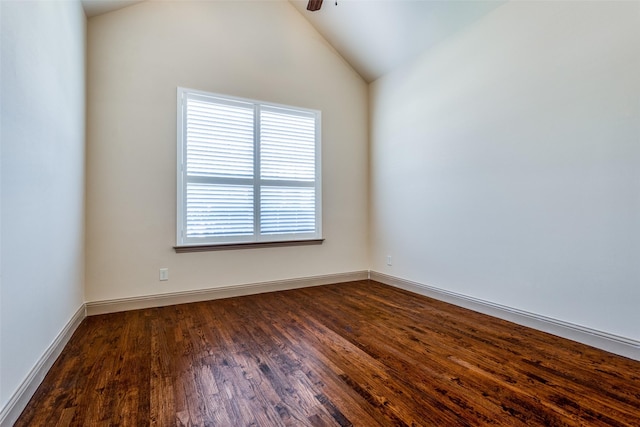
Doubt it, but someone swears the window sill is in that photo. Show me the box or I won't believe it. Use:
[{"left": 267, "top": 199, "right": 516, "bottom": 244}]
[{"left": 174, "top": 239, "right": 324, "bottom": 253}]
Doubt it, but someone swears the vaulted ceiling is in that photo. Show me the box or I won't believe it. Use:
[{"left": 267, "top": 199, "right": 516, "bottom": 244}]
[
  {"left": 81, "top": 0, "right": 505, "bottom": 83},
  {"left": 81, "top": 0, "right": 144, "bottom": 18},
  {"left": 288, "top": 0, "right": 504, "bottom": 82}
]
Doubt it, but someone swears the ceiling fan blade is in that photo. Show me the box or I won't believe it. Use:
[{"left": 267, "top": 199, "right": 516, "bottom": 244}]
[{"left": 307, "top": 0, "right": 323, "bottom": 11}]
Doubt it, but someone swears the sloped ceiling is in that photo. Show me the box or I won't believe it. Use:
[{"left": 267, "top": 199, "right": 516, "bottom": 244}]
[
  {"left": 289, "top": 0, "right": 505, "bottom": 82},
  {"left": 82, "top": 0, "right": 505, "bottom": 83},
  {"left": 81, "top": 0, "right": 144, "bottom": 18}
]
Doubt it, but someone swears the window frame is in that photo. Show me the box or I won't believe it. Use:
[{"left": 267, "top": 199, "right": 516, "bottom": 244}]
[{"left": 176, "top": 87, "right": 322, "bottom": 248}]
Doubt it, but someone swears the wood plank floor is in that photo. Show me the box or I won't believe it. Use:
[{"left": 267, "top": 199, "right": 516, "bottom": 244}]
[{"left": 15, "top": 280, "right": 640, "bottom": 426}]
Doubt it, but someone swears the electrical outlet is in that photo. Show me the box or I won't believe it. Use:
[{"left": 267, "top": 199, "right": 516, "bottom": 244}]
[
  {"left": 386, "top": 255, "right": 392, "bottom": 266},
  {"left": 159, "top": 268, "right": 169, "bottom": 281}
]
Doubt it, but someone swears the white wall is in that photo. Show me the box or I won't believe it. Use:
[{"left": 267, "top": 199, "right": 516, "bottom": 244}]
[
  {"left": 370, "top": 1, "right": 640, "bottom": 341},
  {"left": 0, "top": 0, "right": 86, "bottom": 411},
  {"left": 85, "top": 1, "right": 369, "bottom": 302}
]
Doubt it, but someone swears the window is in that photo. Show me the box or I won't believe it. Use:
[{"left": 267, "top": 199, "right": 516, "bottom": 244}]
[{"left": 177, "top": 88, "right": 322, "bottom": 247}]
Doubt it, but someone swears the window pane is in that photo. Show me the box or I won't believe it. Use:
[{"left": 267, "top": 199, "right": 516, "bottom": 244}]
[
  {"left": 260, "top": 109, "right": 315, "bottom": 181},
  {"left": 261, "top": 186, "right": 315, "bottom": 234},
  {"left": 186, "top": 98, "right": 254, "bottom": 178},
  {"left": 186, "top": 183, "right": 254, "bottom": 237},
  {"left": 178, "top": 88, "right": 321, "bottom": 245}
]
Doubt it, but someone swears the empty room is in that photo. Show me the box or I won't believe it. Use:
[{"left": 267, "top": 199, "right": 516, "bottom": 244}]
[{"left": 1, "top": 0, "right": 639, "bottom": 425}]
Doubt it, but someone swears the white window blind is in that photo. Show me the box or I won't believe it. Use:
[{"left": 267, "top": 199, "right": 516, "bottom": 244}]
[{"left": 177, "top": 88, "right": 321, "bottom": 246}]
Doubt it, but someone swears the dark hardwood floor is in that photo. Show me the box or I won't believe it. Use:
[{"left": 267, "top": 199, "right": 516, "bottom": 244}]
[{"left": 15, "top": 280, "right": 640, "bottom": 426}]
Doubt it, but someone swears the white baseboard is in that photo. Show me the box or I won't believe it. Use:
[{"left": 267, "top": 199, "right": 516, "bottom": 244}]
[
  {"left": 86, "top": 270, "right": 369, "bottom": 316},
  {"left": 370, "top": 271, "right": 640, "bottom": 361},
  {"left": 3, "top": 270, "right": 636, "bottom": 427},
  {"left": 0, "top": 304, "right": 86, "bottom": 427}
]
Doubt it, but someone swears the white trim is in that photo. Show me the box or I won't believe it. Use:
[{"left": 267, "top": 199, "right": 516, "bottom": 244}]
[
  {"left": 0, "top": 304, "right": 86, "bottom": 427},
  {"left": 4, "top": 270, "right": 637, "bottom": 427},
  {"left": 86, "top": 271, "right": 369, "bottom": 316},
  {"left": 176, "top": 87, "right": 186, "bottom": 246},
  {"left": 370, "top": 271, "right": 640, "bottom": 361}
]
